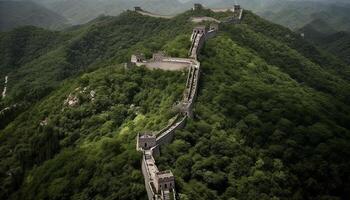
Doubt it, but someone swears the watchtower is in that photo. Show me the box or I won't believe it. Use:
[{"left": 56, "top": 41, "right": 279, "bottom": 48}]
[
  {"left": 137, "top": 133, "right": 156, "bottom": 150},
  {"left": 193, "top": 25, "right": 208, "bottom": 35},
  {"left": 152, "top": 52, "right": 166, "bottom": 62},
  {"left": 154, "top": 170, "right": 175, "bottom": 192},
  {"left": 193, "top": 3, "right": 203, "bottom": 10},
  {"left": 134, "top": 6, "right": 143, "bottom": 11},
  {"left": 191, "top": 25, "right": 208, "bottom": 42},
  {"left": 234, "top": 4, "right": 241, "bottom": 12},
  {"left": 131, "top": 53, "right": 145, "bottom": 63}
]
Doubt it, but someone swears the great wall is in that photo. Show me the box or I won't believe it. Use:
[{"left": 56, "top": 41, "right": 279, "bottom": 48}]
[{"left": 131, "top": 3, "right": 243, "bottom": 200}]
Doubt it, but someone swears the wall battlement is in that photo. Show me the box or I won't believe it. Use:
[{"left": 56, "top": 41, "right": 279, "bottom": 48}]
[
  {"left": 137, "top": 133, "right": 157, "bottom": 150},
  {"left": 130, "top": 52, "right": 193, "bottom": 71},
  {"left": 135, "top": 25, "right": 212, "bottom": 199},
  {"left": 125, "top": 4, "right": 243, "bottom": 200},
  {"left": 133, "top": 5, "right": 243, "bottom": 198},
  {"left": 134, "top": 3, "right": 244, "bottom": 23}
]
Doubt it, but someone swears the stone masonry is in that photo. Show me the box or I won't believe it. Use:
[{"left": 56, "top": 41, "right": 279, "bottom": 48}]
[
  {"left": 135, "top": 26, "right": 213, "bottom": 200},
  {"left": 137, "top": 133, "right": 157, "bottom": 150},
  {"left": 133, "top": 4, "right": 243, "bottom": 200}
]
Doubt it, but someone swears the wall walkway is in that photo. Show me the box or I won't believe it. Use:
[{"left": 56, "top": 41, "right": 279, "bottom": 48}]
[{"left": 134, "top": 5, "right": 243, "bottom": 200}]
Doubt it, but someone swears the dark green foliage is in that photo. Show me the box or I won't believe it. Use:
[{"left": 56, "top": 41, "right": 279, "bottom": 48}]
[
  {"left": 0, "top": 66, "right": 185, "bottom": 199},
  {"left": 301, "top": 27, "right": 350, "bottom": 65},
  {"left": 158, "top": 31, "right": 350, "bottom": 200},
  {"left": 0, "top": 26, "right": 67, "bottom": 75},
  {"left": 318, "top": 31, "right": 350, "bottom": 65}
]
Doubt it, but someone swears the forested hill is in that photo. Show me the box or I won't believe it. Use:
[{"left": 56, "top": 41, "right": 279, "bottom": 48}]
[
  {"left": 299, "top": 21, "right": 350, "bottom": 65},
  {"left": 1, "top": 8, "right": 350, "bottom": 200},
  {"left": 0, "top": 1, "right": 69, "bottom": 31}
]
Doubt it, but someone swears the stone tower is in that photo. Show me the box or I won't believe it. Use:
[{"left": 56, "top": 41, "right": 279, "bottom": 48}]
[
  {"left": 137, "top": 133, "right": 156, "bottom": 150},
  {"left": 134, "top": 6, "right": 143, "bottom": 11},
  {"left": 234, "top": 4, "right": 241, "bottom": 12},
  {"left": 154, "top": 170, "right": 175, "bottom": 193},
  {"left": 193, "top": 3, "right": 203, "bottom": 10},
  {"left": 131, "top": 53, "right": 145, "bottom": 63}
]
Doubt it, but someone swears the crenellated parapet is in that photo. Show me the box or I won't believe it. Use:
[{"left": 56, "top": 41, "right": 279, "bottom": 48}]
[
  {"left": 189, "top": 24, "right": 219, "bottom": 60},
  {"left": 137, "top": 133, "right": 157, "bottom": 151},
  {"left": 130, "top": 52, "right": 193, "bottom": 71},
  {"left": 135, "top": 23, "right": 220, "bottom": 200},
  {"left": 130, "top": 5, "right": 245, "bottom": 198},
  {"left": 155, "top": 171, "right": 175, "bottom": 192},
  {"left": 134, "top": 3, "right": 243, "bottom": 23},
  {"left": 222, "top": 4, "right": 244, "bottom": 23}
]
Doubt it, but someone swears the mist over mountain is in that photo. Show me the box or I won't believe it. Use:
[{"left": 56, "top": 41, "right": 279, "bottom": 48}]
[
  {"left": 259, "top": 1, "right": 350, "bottom": 31},
  {"left": 0, "top": 1, "right": 69, "bottom": 31}
]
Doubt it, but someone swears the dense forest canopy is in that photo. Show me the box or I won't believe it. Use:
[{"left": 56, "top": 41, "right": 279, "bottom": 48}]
[{"left": 0, "top": 6, "right": 350, "bottom": 200}]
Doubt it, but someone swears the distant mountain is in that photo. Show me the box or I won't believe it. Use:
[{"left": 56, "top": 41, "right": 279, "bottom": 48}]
[
  {"left": 319, "top": 31, "right": 350, "bottom": 64},
  {"left": 300, "top": 18, "right": 335, "bottom": 35},
  {"left": 300, "top": 21, "right": 350, "bottom": 64},
  {"left": 259, "top": 1, "right": 350, "bottom": 32},
  {"left": 28, "top": 0, "right": 186, "bottom": 25},
  {"left": 0, "top": 1, "right": 69, "bottom": 31}
]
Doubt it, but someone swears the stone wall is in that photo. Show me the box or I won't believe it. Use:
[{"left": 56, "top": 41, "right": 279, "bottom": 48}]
[
  {"left": 135, "top": 9, "right": 174, "bottom": 19},
  {"left": 156, "top": 116, "right": 187, "bottom": 146},
  {"left": 131, "top": 55, "right": 193, "bottom": 71},
  {"left": 138, "top": 133, "right": 157, "bottom": 150},
  {"left": 142, "top": 61, "right": 190, "bottom": 71},
  {"left": 134, "top": 16, "right": 225, "bottom": 199},
  {"left": 189, "top": 31, "right": 207, "bottom": 59},
  {"left": 187, "top": 66, "right": 201, "bottom": 114},
  {"left": 142, "top": 155, "right": 157, "bottom": 200}
]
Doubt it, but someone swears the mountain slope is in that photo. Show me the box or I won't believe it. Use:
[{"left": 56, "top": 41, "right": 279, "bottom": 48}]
[
  {"left": 316, "top": 31, "right": 350, "bottom": 65},
  {"left": 259, "top": 1, "right": 350, "bottom": 32},
  {"left": 0, "top": 11, "right": 194, "bottom": 129},
  {"left": 0, "top": 1, "right": 69, "bottom": 31},
  {"left": 159, "top": 11, "right": 350, "bottom": 200},
  {"left": 300, "top": 22, "right": 350, "bottom": 65},
  {"left": 160, "top": 35, "right": 350, "bottom": 200},
  {"left": 0, "top": 8, "right": 350, "bottom": 200}
]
